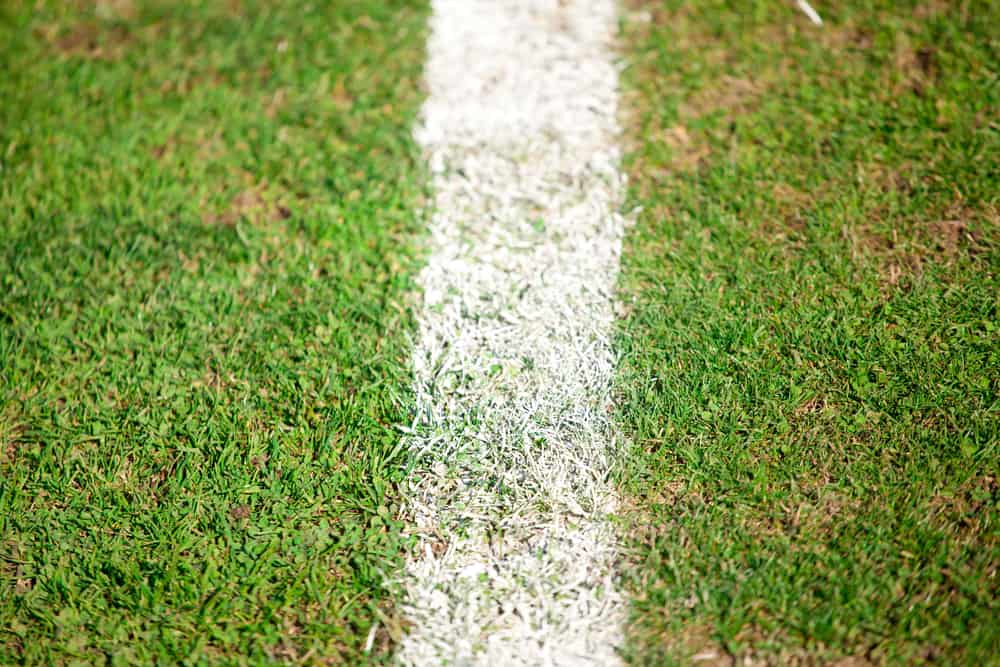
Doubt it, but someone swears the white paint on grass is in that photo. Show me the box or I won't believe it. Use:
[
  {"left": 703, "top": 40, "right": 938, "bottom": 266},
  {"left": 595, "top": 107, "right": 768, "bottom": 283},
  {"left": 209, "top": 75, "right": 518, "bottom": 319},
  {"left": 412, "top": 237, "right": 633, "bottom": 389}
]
[{"left": 399, "top": 0, "right": 627, "bottom": 664}]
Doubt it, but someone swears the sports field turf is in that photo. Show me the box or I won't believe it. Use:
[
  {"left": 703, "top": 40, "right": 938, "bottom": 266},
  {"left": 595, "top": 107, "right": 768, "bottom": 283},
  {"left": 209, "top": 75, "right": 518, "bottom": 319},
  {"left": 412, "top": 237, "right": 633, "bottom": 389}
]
[
  {"left": 618, "top": 0, "right": 998, "bottom": 663},
  {"left": 1, "top": 0, "right": 426, "bottom": 662},
  {"left": 1, "top": 0, "right": 997, "bottom": 665}
]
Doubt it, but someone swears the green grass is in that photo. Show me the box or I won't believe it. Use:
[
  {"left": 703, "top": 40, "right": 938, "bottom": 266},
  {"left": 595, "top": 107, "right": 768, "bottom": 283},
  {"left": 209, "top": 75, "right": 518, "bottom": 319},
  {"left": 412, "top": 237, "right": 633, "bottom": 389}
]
[
  {"left": 618, "top": 0, "right": 998, "bottom": 664},
  {"left": 4, "top": 0, "right": 999, "bottom": 664},
  {"left": 0, "top": 0, "right": 427, "bottom": 663}
]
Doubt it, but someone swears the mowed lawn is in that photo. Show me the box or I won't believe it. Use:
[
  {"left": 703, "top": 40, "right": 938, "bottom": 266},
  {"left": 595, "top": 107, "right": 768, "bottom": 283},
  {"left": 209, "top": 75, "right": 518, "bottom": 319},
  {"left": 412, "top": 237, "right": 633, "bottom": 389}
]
[
  {"left": 0, "top": 0, "right": 426, "bottom": 663},
  {"left": 3, "top": 0, "right": 999, "bottom": 665},
  {"left": 618, "top": 0, "right": 998, "bottom": 664}
]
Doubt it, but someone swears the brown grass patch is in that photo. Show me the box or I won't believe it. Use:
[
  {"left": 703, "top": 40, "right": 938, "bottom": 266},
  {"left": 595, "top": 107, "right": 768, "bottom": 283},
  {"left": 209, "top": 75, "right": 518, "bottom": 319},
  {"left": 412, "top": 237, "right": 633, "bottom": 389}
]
[
  {"left": 889, "top": 33, "right": 939, "bottom": 97},
  {"left": 928, "top": 474, "right": 1000, "bottom": 545},
  {"left": 849, "top": 200, "right": 997, "bottom": 288},
  {"left": 95, "top": 0, "right": 136, "bottom": 21},
  {"left": 41, "top": 20, "right": 133, "bottom": 61},
  {"left": 203, "top": 178, "right": 292, "bottom": 227},
  {"left": 681, "top": 75, "right": 763, "bottom": 121},
  {"left": 913, "top": 0, "right": 960, "bottom": 20},
  {"left": 668, "top": 625, "right": 734, "bottom": 667},
  {"left": 659, "top": 124, "right": 713, "bottom": 172}
]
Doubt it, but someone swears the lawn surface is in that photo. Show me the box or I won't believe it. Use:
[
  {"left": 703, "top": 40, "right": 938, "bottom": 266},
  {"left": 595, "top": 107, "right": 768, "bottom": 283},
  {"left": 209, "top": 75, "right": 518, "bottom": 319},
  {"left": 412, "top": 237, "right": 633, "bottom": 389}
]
[
  {"left": 0, "top": 1, "right": 426, "bottom": 663},
  {"left": 3, "top": 0, "right": 999, "bottom": 664},
  {"left": 618, "top": 1, "right": 998, "bottom": 664}
]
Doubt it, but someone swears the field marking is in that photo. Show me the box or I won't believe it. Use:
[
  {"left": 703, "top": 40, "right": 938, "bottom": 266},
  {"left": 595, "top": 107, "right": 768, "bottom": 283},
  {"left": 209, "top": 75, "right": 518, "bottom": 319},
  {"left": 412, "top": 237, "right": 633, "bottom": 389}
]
[{"left": 398, "top": 0, "right": 627, "bottom": 664}]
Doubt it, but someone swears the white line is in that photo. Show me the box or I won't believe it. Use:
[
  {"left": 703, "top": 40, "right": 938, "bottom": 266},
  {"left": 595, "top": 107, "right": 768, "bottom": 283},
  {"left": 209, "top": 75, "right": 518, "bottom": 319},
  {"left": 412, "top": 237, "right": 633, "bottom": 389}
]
[{"left": 399, "top": 1, "right": 627, "bottom": 665}]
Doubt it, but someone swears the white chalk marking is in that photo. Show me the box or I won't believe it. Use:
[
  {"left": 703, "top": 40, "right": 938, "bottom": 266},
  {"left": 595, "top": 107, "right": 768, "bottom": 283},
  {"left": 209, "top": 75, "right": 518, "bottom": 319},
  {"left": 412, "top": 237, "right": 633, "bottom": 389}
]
[{"left": 398, "top": 1, "right": 627, "bottom": 664}]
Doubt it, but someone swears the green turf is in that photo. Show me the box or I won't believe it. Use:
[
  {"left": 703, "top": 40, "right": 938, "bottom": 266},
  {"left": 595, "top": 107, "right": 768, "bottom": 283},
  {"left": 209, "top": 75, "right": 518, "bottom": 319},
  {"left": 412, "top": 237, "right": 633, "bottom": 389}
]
[
  {"left": 617, "top": 1, "right": 998, "bottom": 664},
  {"left": 0, "top": 1, "right": 427, "bottom": 663}
]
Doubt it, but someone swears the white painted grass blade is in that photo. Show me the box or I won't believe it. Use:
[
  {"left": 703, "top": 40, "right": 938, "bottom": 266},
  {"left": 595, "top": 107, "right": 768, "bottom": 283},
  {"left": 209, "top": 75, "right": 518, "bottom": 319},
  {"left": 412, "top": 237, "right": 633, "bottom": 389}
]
[
  {"left": 397, "top": 0, "right": 629, "bottom": 665},
  {"left": 796, "top": 0, "right": 824, "bottom": 25}
]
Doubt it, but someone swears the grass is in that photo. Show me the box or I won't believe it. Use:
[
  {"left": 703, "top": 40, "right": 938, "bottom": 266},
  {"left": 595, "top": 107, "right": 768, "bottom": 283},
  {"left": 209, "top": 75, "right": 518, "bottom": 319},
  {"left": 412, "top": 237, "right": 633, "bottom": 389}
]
[
  {"left": 3, "top": 0, "right": 998, "bottom": 664},
  {"left": 617, "top": 0, "right": 998, "bottom": 664},
  {"left": 0, "top": 0, "right": 427, "bottom": 663}
]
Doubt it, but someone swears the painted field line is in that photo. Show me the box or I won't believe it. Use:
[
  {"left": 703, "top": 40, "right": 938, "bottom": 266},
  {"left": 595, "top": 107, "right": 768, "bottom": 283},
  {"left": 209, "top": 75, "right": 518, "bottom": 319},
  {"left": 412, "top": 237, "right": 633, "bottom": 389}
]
[{"left": 398, "top": 0, "right": 627, "bottom": 664}]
